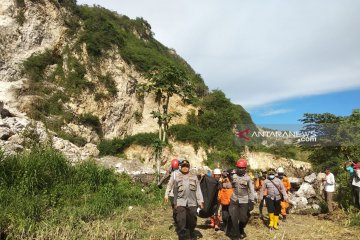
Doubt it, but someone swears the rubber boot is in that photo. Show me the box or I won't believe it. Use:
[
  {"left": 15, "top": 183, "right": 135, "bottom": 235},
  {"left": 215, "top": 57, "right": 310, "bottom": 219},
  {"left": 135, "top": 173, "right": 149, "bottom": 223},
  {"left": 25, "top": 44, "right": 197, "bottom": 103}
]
[
  {"left": 273, "top": 215, "right": 279, "bottom": 230},
  {"left": 268, "top": 213, "right": 274, "bottom": 228},
  {"left": 240, "top": 227, "right": 247, "bottom": 239},
  {"left": 282, "top": 215, "right": 286, "bottom": 222},
  {"left": 209, "top": 216, "right": 215, "bottom": 228},
  {"left": 214, "top": 216, "right": 220, "bottom": 231}
]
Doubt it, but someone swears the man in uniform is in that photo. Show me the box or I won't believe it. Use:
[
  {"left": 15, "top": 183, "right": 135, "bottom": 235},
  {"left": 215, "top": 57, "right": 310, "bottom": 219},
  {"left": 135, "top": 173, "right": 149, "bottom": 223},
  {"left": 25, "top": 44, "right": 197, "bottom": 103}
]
[
  {"left": 227, "top": 159, "right": 255, "bottom": 239},
  {"left": 173, "top": 160, "right": 204, "bottom": 240}
]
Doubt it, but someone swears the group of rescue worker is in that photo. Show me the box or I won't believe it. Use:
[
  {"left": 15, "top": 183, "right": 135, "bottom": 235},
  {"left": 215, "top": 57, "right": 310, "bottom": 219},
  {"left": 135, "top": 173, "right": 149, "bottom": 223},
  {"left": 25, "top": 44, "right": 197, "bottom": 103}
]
[{"left": 161, "top": 158, "right": 292, "bottom": 240}]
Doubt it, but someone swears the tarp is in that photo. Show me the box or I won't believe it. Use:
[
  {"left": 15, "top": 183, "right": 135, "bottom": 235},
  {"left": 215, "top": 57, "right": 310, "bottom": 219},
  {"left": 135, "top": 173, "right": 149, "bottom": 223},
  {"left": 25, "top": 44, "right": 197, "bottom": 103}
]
[{"left": 198, "top": 175, "right": 219, "bottom": 218}]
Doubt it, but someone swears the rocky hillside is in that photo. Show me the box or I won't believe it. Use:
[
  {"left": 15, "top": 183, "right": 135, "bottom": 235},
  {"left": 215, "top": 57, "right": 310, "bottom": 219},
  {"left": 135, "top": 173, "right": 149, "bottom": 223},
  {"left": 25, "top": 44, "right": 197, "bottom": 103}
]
[{"left": 0, "top": 0, "right": 253, "bottom": 168}]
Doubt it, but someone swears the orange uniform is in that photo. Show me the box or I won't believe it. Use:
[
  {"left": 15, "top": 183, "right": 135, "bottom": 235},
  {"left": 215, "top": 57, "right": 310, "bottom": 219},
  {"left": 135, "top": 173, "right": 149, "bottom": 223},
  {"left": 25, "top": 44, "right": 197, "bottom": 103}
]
[
  {"left": 218, "top": 179, "right": 234, "bottom": 206},
  {"left": 281, "top": 176, "right": 291, "bottom": 216}
]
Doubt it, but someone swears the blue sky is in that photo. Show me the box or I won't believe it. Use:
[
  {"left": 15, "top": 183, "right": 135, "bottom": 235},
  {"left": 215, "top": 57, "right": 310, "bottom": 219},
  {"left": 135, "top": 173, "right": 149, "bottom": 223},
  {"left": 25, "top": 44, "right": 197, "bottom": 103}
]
[
  {"left": 251, "top": 88, "right": 360, "bottom": 127},
  {"left": 77, "top": 0, "right": 360, "bottom": 126}
]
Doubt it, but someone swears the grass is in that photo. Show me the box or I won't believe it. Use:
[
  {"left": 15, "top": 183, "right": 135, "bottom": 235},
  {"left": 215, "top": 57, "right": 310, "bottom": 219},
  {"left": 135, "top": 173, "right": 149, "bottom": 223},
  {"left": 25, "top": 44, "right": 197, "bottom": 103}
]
[{"left": 0, "top": 147, "right": 163, "bottom": 239}]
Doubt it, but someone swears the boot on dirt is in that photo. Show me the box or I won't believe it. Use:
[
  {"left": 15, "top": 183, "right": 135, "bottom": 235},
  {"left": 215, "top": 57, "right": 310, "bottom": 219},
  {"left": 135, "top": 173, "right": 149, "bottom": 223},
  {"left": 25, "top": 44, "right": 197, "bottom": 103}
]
[
  {"left": 189, "top": 231, "right": 197, "bottom": 240},
  {"left": 240, "top": 228, "right": 247, "bottom": 239},
  {"left": 273, "top": 215, "right": 279, "bottom": 230},
  {"left": 282, "top": 215, "right": 286, "bottom": 222},
  {"left": 268, "top": 213, "right": 274, "bottom": 228}
]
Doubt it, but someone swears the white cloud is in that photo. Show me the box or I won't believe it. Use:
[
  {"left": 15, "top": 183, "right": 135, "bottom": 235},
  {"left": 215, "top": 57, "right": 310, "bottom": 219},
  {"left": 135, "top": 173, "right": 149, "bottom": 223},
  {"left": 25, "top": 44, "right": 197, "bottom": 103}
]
[
  {"left": 260, "top": 109, "right": 294, "bottom": 117},
  {"left": 77, "top": 0, "right": 360, "bottom": 109}
]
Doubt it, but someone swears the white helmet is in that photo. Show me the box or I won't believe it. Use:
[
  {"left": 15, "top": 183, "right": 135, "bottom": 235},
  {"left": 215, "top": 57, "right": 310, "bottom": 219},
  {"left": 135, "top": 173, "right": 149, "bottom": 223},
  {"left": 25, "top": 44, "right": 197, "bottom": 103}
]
[
  {"left": 213, "top": 168, "right": 221, "bottom": 175},
  {"left": 277, "top": 167, "right": 284, "bottom": 174}
]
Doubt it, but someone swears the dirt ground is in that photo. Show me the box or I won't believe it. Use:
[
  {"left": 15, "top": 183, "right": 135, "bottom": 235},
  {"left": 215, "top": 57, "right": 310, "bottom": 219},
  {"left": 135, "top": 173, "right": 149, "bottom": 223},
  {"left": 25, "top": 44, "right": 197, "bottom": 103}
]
[{"left": 137, "top": 203, "right": 360, "bottom": 240}]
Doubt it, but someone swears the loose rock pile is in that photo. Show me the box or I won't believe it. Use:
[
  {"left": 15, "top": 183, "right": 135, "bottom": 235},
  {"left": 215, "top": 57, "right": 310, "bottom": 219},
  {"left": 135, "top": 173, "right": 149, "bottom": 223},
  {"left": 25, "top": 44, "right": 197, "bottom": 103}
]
[{"left": 289, "top": 172, "right": 326, "bottom": 213}]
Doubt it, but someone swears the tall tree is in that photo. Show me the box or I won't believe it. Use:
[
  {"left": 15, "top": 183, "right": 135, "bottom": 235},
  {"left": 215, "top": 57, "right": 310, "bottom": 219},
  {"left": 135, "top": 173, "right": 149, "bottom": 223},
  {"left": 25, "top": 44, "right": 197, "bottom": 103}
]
[{"left": 137, "top": 65, "right": 193, "bottom": 182}]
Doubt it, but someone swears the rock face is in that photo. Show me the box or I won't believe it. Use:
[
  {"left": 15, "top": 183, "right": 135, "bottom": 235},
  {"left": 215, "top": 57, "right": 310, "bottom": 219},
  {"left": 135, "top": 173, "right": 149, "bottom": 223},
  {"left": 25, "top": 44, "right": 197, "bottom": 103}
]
[
  {"left": 245, "top": 151, "right": 312, "bottom": 177},
  {"left": 124, "top": 141, "right": 208, "bottom": 168},
  {"left": 0, "top": 0, "right": 66, "bottom": 113},
  {"left": 0, "top": 1, "right": 314, "bottom": 177},
  {"left": 0, "top": 0, "right": 193, "bottom": 144},
  {"left": 0, "top": 104, "right": 99, "bottom": 160}
]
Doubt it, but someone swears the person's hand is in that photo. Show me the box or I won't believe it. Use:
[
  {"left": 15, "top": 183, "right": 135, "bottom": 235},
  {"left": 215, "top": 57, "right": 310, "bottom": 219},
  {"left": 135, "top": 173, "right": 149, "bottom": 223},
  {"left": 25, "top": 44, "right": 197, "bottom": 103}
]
[
  {"left": 164, "top": 196, "right": 169, "bottom": 203},
  {"left": 200, "top": 202, "right": 204, "bottom": 209}
]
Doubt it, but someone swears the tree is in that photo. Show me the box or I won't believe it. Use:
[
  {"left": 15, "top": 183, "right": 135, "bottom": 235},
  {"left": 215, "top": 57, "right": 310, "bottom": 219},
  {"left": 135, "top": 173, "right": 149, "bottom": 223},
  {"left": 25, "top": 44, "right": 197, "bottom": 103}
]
[{"left": 137, "top": 65, "right": 193, "bottom": 182}]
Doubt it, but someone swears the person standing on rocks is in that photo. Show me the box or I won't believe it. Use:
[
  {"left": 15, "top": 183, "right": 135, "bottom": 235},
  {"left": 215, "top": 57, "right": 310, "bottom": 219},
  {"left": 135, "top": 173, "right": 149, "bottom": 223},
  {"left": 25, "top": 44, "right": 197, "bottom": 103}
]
[
  {"left": 259, "top": 169, "right": 288, "bottom": 230},
  {"left": 226, "top": 159, "right": 255, "bottom": 239},
  {"left": 323, "top": 167, "right": 336, "bottom": 213},
  {"left": 173, "top": 160, "right": 204, "bottom": 240}
]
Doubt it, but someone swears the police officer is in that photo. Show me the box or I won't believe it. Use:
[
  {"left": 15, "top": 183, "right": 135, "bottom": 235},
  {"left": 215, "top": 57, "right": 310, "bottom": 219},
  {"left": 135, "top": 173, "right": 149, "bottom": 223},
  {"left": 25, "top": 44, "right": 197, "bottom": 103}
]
[
  {"left": 227, "top": 159, "right": 255, "bottom": 239},
  {"left": 173, "top": 160, "right": 204, "bottom": 240}
]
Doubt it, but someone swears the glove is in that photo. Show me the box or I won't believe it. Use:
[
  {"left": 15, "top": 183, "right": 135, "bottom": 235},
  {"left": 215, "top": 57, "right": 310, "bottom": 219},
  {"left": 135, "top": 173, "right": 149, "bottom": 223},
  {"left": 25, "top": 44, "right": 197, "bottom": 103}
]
[{"left": 248, "top": 200, "right": 255, "bottom": 211}]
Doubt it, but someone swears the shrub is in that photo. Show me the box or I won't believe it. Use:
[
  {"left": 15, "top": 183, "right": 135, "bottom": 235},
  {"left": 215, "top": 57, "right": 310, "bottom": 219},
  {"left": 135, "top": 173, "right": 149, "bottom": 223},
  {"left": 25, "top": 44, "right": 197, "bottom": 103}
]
[
  {"left": 98, "top": 132, "right": 157, "bottom": 156},
  {"left": 98, "top": 74, "right": 117, "bottom": 96},
  {"left": 23, "top": 50, "right": 61, "bottom": 82},
  {"left": 78, "top": 113, "right": 102, "bottom": 136},
  {"left": 0, "top": 147, "right": 162, "bottom": 237}
]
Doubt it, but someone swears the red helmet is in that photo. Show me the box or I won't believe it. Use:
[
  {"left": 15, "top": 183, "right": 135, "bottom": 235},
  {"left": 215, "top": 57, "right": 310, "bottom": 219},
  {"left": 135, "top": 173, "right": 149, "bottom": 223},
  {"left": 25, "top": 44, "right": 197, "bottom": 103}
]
[
  {"left": 236, "top": 159, "right": 247, "bottom": 168},
  {"left": 171, "top": 159, "right": 179, "bottom": 169}
]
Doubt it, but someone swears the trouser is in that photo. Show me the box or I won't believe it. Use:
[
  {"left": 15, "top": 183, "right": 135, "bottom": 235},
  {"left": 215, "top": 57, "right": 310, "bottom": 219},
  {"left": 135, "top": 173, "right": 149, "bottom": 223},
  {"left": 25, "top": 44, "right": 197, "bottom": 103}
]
[
  {"left": 352, "top": 186, "right": 360, "bottom": 209},
  {"left": 280, "top": 201, "right": 289, "bottom": 216},
  {"left": 325, "top": 191, "right": 333, "bottom": 213},
  {"left": 170, "top": 196, "right": 176, "bottom": 223},
  {"left": 175, "top": 206, "right": 197, "bottom": 240},
  {"left": 259, "top": 196, "right": 266, "bottom": 215},
  {"left": 221, "top": 205, "right": 230, "bottom": 228},
  {"left": 266, "top": 197, "right": 281, "bottom": 216},
  {"left": 226, "top": 200, "right": 249, "bottom": 238}
]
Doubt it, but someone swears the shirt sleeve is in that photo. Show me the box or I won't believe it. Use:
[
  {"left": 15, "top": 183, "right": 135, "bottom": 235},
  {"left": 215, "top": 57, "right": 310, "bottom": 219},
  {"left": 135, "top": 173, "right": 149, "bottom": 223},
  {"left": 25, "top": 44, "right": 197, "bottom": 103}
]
[
  {"left": 248, "top": 177, "right": 255, "bottom": 201},
  {"left": 327, "top": 174, "right": 335, "bottom": 185},
  {"left": 165, "top": 172, "right": 174, "bottom": 197}
]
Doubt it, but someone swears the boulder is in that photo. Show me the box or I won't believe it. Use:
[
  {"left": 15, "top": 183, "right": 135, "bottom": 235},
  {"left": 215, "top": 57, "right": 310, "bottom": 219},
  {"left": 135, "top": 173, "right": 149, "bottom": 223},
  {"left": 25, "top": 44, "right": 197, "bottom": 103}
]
[
  {"left": 82, "top": 143, "right": 100, "bottom": 159},
  {"left": 0, "top": 127, "right": 12, "bottom": 140},
  {"left": 295, "top": 182, "right": 316, "bottom": 198},
  {"left": 304, "top": 173, "right": 317, "bottom": 183},
  {"left": 317, "top": 172, "right": 326, "bottom": 181},
  {"left": 289, "top": 195, "right": 308, "bottom": 209}
]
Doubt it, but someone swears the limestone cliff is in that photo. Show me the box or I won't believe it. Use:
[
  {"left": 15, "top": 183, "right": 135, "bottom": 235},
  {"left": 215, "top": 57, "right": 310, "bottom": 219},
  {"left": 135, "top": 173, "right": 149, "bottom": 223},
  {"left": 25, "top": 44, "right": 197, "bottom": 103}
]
[{"left": 0, "top": 0, "right": 203, "bottom": 168}]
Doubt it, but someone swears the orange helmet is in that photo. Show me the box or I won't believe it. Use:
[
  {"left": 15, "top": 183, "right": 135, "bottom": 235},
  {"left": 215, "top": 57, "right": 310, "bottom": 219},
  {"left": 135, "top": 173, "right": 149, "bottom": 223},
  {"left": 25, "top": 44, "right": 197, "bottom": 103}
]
[
  {"left": 171, "top": 159, "right": 179, "bottom": 170},
  {"left": 236, "top": 159, "right": 247, "bottom": 168}
]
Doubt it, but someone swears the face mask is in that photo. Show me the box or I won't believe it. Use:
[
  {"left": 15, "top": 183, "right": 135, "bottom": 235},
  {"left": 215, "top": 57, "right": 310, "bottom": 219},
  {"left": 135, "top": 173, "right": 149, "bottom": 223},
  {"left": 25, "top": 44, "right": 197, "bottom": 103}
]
[
  {"left": 268, "top": 174, "right": 275, "bottom": 180},
  {"left": 237, "top": 169, "right": 246, "bottom": 176}
]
